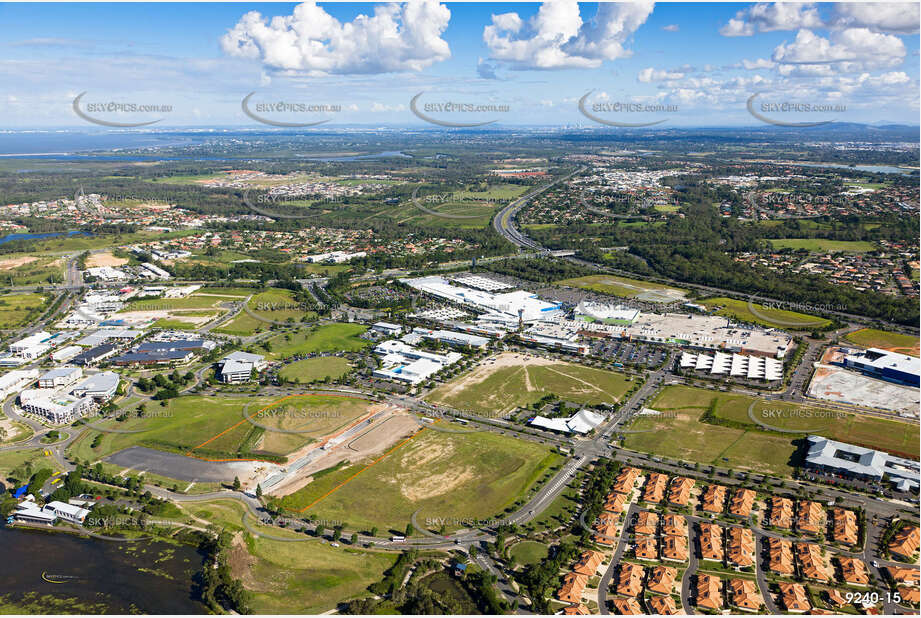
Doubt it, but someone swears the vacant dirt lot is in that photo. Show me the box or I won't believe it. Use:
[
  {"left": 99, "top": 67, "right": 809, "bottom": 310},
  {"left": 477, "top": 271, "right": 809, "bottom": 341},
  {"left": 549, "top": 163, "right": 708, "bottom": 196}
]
[{"left": 86, "top": 251, "right": 128, "bottom": 267}]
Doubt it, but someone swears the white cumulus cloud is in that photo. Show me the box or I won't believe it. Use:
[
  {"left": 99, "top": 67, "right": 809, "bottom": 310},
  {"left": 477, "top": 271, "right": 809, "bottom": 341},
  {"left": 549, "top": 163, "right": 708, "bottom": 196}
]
[
  {"left": 637, "top": 67, "right": 685, "bottom": 82},
  {"left": 720, "top": 2, "right": 823, "bottom": 36},
  {"left": 831, "top": 3, "right": 920, "bottom": 34},
  {"left": 220, "top": 0, "right": 451, "bottom": 74},
  {"left": 483, "top": 0, "right": 654, "bottom": 69},
  {"left": 772, "top": 28, "right": 906, "bottom": 71}
]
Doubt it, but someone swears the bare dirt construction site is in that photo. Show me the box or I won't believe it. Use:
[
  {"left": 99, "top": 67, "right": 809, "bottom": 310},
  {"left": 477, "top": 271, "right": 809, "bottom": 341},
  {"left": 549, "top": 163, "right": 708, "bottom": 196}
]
[
  {"left": 85, "top": 251, "right": 128, "bottom": 267},
  {"left": 115, "top": 308, "right": 224, "bottom": 326},
  {"left": 266, "top": 405, "right": 420, "bottom": 498},
  {"left": 0, "top": 256, "right": 38, "bottom": 270},
  {"left": 807, "top": 364, "right": 919, "bottom": 417},
  {"left": 428, "top": 352, "right": 557, "bottom": 404}
]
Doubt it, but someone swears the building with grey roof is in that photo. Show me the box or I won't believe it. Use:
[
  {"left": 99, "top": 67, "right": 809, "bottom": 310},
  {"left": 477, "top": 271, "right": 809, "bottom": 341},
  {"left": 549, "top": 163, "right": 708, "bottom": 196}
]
[
  {"left": 217, "top": 351, "right": 266, "bottom": 384},
  {"left": 842, "top": 348, "right": 920, "bottom": 387},
  {"left": 804, "top": 435, "right": 919, "bottom": 492},
  {"left": 72, "top": 372, "right": 120, "bottom": 401},
  {"left": 38, "top": 366, "right": 83, "bottom": 389}
]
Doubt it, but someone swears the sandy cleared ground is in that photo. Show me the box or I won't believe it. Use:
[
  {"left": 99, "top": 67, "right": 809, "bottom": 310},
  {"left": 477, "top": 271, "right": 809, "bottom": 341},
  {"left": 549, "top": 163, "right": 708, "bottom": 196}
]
[
  {"left": 86, "top": 251, "right": 128, "bottom": 267},
  {"left": 269, "top": 407, "right": 419, "bottom": 498},
  {"left": 430, "top": 352, "right": 555, "bottom": 401},
  {"left": 0, "top": 256, "right": 38, "bottom": 270}
]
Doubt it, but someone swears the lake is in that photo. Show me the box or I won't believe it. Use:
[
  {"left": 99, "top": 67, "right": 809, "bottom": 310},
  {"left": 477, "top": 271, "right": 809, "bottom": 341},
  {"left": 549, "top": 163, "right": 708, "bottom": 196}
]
[
  {"left": 0, "top": 230, "right": 89, "bottom": 246},
  {"left": 0, "top": 526, "right": 209, "bottom": 614}
]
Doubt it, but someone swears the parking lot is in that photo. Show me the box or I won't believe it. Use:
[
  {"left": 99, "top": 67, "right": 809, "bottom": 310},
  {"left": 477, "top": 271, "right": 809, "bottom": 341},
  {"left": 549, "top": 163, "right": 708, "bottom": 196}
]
[{"left": 589, "top": 339, "right": 667, "bottom": 369}]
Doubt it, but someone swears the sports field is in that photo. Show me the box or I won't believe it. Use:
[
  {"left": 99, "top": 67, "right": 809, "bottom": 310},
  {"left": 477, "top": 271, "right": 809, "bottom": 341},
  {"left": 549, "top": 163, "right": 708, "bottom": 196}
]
[
  {"left": 767, "top": 239, "right": 875, "bottom": 252},
  {"left": 280, "top": 428, "right": 561, "bottom": 532},
  {"left": 278, "top": 357, "right": 352, "bottom": 383},
  {"left": 624, "top": 386, "right": 919, "bottom": 471},
  {"left": 265, "top": 323, "right": 370, "bottom": 360},
  {"left": 699, "top": 297, "right": 830, "bottom": 329},
  {"left": 426, "top": 353, "right": 634, "bottom": 415},
  {"left": 844, "top": 328, "right": 919, "bottom": 357},
  {"left": 556, "top": 274, "right": 687, "bottom": 303}
]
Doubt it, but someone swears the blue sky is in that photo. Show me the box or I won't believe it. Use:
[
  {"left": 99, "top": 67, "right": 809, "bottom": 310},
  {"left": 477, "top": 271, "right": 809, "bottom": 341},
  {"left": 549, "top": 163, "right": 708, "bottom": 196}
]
[{"left": 0, "top": 2, "right": 918, "bottom": 127}]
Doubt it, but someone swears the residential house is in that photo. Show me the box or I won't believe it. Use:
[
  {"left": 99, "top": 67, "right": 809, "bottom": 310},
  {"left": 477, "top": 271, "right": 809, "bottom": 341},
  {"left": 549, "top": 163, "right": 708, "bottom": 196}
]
[
  {"left": 557, "top": 572, "right": 588, "bottom": 604},
  {"left": 889, "top": 525, "right": 920, "bottom": 562},
  {"left": 701, "top": 484, "right": 727, "bottom": 514},
  {"left": 616, "top": 563, "right": 644, "bottom": 597},
  {"left": 795, "top": 543, "right": 829, "bottom": 583},
  {"left": 646, "top": 565, "right": 677, "bottom": 595},
  {"left": 728, "top": 578, "right": 762, "bottom": 612},
  {"left": 727, "top": 527, "right": 755, "bottom": 569},
  {"left": 838, "top": 557, "right": 869, "bottom": 587},
  {"left": 779, "top": 582, "right": 811, "bottom": 613},
  {"left": 767, "top": 537, "right": 794, "bottom": 576},
  {"left": 634, "top": 536, "right": 657, "bottom": 560},
  {"left": 768, "top": 496, "right": 794, "bottom": 528},
  {"left": 573, "top": 550, "right": 605, "bottom": 577},
  {"left": 797, "top": 501, "right": 825, "bottom": 535},
  {"left": 633, "top": 511, "right": 658, "bottom": 536},
  {"left": 729, "top": 488, "right": 756, "bottom": 517},
  {"left": 832, "top": 508, "right": 859, "bottom": 546},
  {"left": 662, "top": 535, "right": 689, "bottom": 563},
  {"left": 699, "top": 522, "right": 724, "bottom": 562},
  {"left": 641, "top": 472, "right": 668, "bottom": 503},
  {"left": 611, "top": 598, "right": 642, "bottom": 615},
  {"left": 647, "top": 595, "right": 679, "bottom": 615},
  {"left": 695, "top": 574, "right": 723, "bottom": 611},
  {"left": 668, "top": 477, "right": 695, "bottom": 506}
]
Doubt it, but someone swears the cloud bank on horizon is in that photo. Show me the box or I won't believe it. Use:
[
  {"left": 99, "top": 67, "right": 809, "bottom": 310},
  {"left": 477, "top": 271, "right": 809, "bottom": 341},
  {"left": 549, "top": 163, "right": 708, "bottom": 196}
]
[{"left": 1, "top": 1, "right": 918, "bottom": 126}]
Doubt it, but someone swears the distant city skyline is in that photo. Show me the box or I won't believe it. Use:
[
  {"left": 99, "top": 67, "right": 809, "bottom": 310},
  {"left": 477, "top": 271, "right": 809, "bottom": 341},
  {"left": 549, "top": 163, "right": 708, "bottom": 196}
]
[{"left": 1, "top": 1, "right": 918, "bottom": 127}]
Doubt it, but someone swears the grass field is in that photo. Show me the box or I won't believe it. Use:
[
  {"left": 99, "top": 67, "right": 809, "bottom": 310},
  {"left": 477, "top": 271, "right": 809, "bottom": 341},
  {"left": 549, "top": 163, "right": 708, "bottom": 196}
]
[
  {"left": 700, "top": 297, "right": 831, "bottom": 329},
  {"left": 278, "top": 357, "right": 352, "bottom": 383},
  {"left": 265, "top": 323, "right": 370, "bottom": 360},
  {"left": 509, "top": 541, "right": 549, "bottom": 566},
  {"left": 0, "top": 448, "right": 61, "bottom": 483},
  {"left": 767, "top": 239, "right": 875, "bottom": 252},
  {"left": 71, "top": 393, "right": 376, "bottom": 462},
  {"left": 0, "top": 255, "right": 63, "bottom": 286},
  {"left": 242, "top": 537, "right": 397, "bottom": 614},
  {"left": 426, "top": 355, "right": 633, "bottom": 415},
  {"left": 377, "top": 183, "right": 527, "bottom": 228},
  {"left": 214, "top": 289, "right": 318, "bottom": 336},
  {"left": 624, "top": 387, "right": 798, "bottom": 476},
  {"left": 0, "top": 292, "right": 48, "bottom": 329},
  {"left": 555, "top": 274, "right": 687, "bottom": 303},
  {"left": 624, "top": 386, "right": 920, "bottom": 472},
  {"left": 844, "top": 328, "right": 920, "bottom": 357},
  {"left": 281, "top": 429, "right": 561, "bottom": 533}
]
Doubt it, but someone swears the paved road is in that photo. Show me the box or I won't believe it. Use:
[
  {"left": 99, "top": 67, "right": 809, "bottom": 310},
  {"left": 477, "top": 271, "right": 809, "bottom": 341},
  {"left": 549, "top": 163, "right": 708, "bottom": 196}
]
[
  {"left": 597, "top": 502, "right": 640, "bottom": 615},
  {"left": 680, "top": 519, "right": 700, "bottom": 615}
]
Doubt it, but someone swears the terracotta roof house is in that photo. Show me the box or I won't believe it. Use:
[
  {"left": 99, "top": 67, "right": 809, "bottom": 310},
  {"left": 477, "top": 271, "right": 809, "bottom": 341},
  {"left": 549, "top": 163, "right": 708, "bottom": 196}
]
[
  {"left": 897, "top": 586, "right": 920, "bottom": 606},
  {"left": 558, "top": 572, "right": 588, "bottom": 604},
  {"left": 617, "top": 563, "right": 645, "bottom": 597},
  {"left": 662, "top": 534, "right": 689, "bottom": 563},
  {"left": 768, "top": 496, "right": 794, "bottom": 529},
  {"left": 767, "top": 537, "right": 794, "bottom": 576},
  {"left": 838, "top": 557, "right": 870, "bottom": 587},
  {"left": 646, "top": 595, "right": 680, "bottom": 615},
  {"left": 668, "top": 477, "right": 695, "bottom": 506},
  {"left": 727, "top": 526, "right": 755, "bottom": 568},
  {"left": 779, "top": 582, "right": 811, "bottom": 613},
  {"left": 695, "top": 574, "right": 723, "bottom": 610},
  {"left": 573, "top": 550, "right": 605, "bottom": 577},
  {"left": 728, "top": 578, "right": 762, "bottom": 612},
  {"left": 604, "top": 492, "right": 627, "bottom": 515},
  {"left": 614, "top": 467, "right": 641, "bottom": 495},
  {"left": 795, "top": 543, "right": 829, "bottom": 582},
  {"left": 563, "top": 604, "right": 590, "bottom": 615},
  {"left": 886, "top": 566, "right": 921, "bottom": 586},
  {"left": 729, "top": 488, "right": 756, "bottom": 517},
  {"left": 701, "top": 484, "right": 728, "bottom": 514},
  {"left": 831, "top": 508, "right": 859, "bottom": 546},
  {"left": 634, "top": 535, "right": 658, "bottom": 560},
  {"left": 698, "top": 522, "right": 724, "bottom": 562},
  {"left": 634, "top": 510, "right": 659, "bottom": 536},
  {"left": 611, "top": 597, "right": 642, "bottom": 615},
  {"left": 889, "top": 525, "right": 920, "bottom": 562},
  {"left": 646, "top": 565, "right": 677, "bottom": 595},
  {"left": 662, "top": 513, "right": 688, "bottom": 537},
  {"left": 825, "top": 589, "right": 849, "bottom": 608},
  {"left": 642, "top": 472, "right": 668, "bottom": 504},
  {"left": 796, "top": 501, "right": 825, "bottom": 535}
]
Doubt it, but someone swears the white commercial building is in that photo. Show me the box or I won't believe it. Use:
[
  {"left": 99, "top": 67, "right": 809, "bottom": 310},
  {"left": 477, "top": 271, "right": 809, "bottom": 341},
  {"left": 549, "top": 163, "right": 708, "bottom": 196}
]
[
  {"left": 72, "top": 371, "right": 120, "bottom": 401},
  {"left": 401, "top": 276, "right": 563, "bottom": 324},
  {"left": 45, "top": 500, "right": 90, "bottom": 524},
  {"left": 140, "top": 262, "right": 171, "bottom": 279},
  {"left": 38, "top": 366, "right": 83, "bottom": 389},
  {"left": 520, "top": 322, "right": 589, "bottom": 355},
  {"left": 371, "top": 322, "right": 403, "bottom": 337},
  {"left": 574, "top": 301, "right": 640, "bottom": 325},
  {"left": 304, "top": 250, "right": 367, "bottom": 264},
  {"left": 51, "top": 345, "right": 83, "bottom": 363},
  {"left": 9, "top": 331, "right": 52, "bottom": 360},
  {"left": 85, "top": 266, "right": 128, "bottom": 281},
  {"left": 679, "top": 351, "right": 784, "bottom": 381},
  {"left": 530, "top": 409, "right": 605, "bottom": 435},
  {"left": 0, "top": 369, "right": 39, "bottom": 398},
  {"left": 373, "top": 340, "right": 462, "bottom": 385},
  {"left": 217, "top": 351, "right": 266, "bottom": 384},
  {"left": 19, "top": 389, "right": 93, "bottom": 424},
  {"left": 403, "top": 327, "right": 490, "bottom": 349}
]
